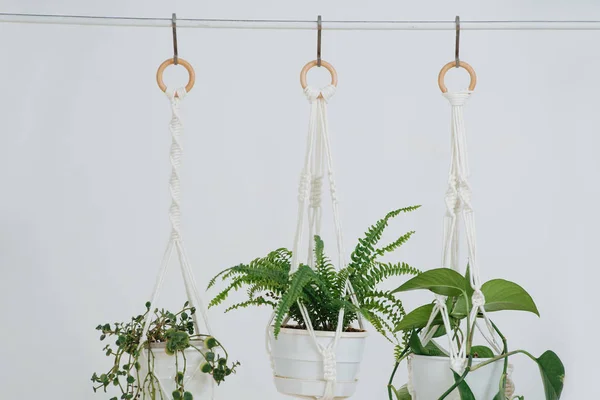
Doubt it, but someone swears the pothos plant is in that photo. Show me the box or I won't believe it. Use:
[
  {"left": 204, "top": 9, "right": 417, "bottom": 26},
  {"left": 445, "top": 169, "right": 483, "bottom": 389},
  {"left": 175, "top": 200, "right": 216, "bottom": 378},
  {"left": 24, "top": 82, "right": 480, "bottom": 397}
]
[
  {"left": 91, "top": 301, "right": 240, "bottom": 400},
  {"left": 388, "top": 267, "right": 565, "bottom": 400},
  {"left": 208, "top": 206, "right": 421, "bottom": 350}
]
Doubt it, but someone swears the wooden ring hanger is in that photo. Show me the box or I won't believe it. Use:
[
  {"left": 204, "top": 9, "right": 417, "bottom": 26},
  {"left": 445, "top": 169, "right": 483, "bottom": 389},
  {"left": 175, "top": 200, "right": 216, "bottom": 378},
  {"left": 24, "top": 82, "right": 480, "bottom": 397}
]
[
  {"left": 300, "top": 60, "right": 338, "bottom": 89},
  {"left": 156, "top": 58, "right": 196, "bottom": 93},
  {"left": 437, "top": 61, "right": 477, "bottom": 93}
]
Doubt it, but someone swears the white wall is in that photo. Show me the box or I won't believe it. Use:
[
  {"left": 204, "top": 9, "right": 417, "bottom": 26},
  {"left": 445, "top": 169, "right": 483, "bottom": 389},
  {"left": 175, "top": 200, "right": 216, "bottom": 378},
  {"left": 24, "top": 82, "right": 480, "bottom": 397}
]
[{"left": 0, "top": 0, "right": 597, "bottom": 399}]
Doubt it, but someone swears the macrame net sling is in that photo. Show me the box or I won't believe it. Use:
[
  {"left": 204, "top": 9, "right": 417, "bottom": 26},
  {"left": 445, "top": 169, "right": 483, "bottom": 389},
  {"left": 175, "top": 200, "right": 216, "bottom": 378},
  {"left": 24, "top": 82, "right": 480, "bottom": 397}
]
[
  {"left": 407, "top": 89, "right": 514, "bottom": 398},
  {"left": 137, "top": 87, "right": 215, "bottom": 398},
  {"left": 265, "top": 84, "right": 364, "bottom": 400}
]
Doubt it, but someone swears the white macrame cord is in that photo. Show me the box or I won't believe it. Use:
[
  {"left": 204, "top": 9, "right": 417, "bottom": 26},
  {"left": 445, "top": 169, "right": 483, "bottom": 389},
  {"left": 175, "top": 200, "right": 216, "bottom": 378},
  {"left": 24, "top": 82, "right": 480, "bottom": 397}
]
[
  {"left": 408, "top": 90, "right": 502, "bottom": 397},
  {"left": 265, "top": 85, "right": 363, "bottom": 400},
  {"left": 137, "top": 87, "right": 214, "bottom": 398}
]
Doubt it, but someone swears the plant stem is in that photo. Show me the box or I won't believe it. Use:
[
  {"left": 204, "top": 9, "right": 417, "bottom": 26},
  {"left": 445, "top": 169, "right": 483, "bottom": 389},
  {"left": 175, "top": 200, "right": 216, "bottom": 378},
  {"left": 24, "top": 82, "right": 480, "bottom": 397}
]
[
  {"left": 470, "top": 350, "right": 536, "bottom": 371},
  {"left": 387, "top": 348, "right": 410, "bottom": 400},
  {"left": 490, "top": 320, "right": 509, "bottom": 395}
]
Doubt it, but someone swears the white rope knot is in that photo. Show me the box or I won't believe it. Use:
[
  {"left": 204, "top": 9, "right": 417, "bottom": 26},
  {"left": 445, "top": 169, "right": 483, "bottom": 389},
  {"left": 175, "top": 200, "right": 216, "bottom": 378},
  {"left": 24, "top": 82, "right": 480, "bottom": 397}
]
[
  {"left": 298, "top": 172, "right": 311, "bottom": 202},
  {"left": 165, "top": 87, "right": 187, "bottom": 102},
  {"left": 321, "top": 347, "right": 337, "bottom": 382},
  {"left": 304, "top": 85, "right": 336, "bottom": 103},
  {"left": 310, "top": 176, "right": 323, "bottom": 208},
  {"left": 472, "top": 289, "right": 486, "bottom": 308},
  {"left": 444, "top": 179, "right": 460, "bottom": 214},
  {"left": 457, "top": 180, "right": 472, "bottom": 211},
  {"left": 443, "top": 91, "right": 471, "bottom": 106},
  {"left": 505, "top": 364, "right": 516, "bottom": 398}
]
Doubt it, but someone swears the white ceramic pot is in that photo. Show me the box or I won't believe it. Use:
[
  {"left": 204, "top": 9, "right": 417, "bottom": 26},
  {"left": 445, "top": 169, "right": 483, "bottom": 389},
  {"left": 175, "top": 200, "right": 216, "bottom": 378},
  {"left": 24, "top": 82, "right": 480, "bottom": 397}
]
[
  {"left": 410, "top": 354, "right": 503, "bottom": 400},
  {"left": 138, "top": 340, "right": 212, "bottom": 399},
  {"left": 268, "top": 327, "right": 368, "bottom": 399}
]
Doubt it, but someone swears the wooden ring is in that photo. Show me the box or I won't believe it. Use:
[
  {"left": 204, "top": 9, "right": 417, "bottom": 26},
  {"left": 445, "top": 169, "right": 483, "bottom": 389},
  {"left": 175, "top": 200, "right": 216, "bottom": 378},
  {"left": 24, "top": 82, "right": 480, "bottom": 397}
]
[
  {"left": 156, "top": 58, "right": 195, "bottom": 93},
  {"left": 438, "top": 61, "right": 477, "bottom": 93},
  {"left": 300, "top": 60, "right": 338, "bottom": 89}
]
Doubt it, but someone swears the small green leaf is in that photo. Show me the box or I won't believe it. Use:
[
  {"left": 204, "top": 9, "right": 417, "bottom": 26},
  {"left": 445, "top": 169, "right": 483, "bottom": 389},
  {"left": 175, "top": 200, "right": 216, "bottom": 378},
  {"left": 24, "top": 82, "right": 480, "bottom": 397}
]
[
  {"left": 536, "top": 350, "right": 565, "bottom": 400},
  {"left": 183, "top": 392, "right": 193, "bottom": 400},
  {"left": 392, "top": 384, "right": 412, "bottom": 400},
  {"left": 470, "top": 345, "right": 494, "bottom": 358},
  {"left": 395, "top": 304, "right": 442, "bottom": 332},
  {"left": 206, "top": 351, "right": 215, "bottom": 362},
  {"left": 392, "top": 268, "right": 467, "bottom": 297},
  {"left": 126, "top": 375, "right": 135, "bottom": 384},
  {"left": 408, "top": 331, "right": 447, "bottom": 357},
  {"left": 172, "top": 391, "right": 182, "bottom": 400},
  {"left": 453, "top": 372, "right": 475, "bottom": 400},
  {"left": 481, "top": 279, "right": 540, "bottom": 316}
]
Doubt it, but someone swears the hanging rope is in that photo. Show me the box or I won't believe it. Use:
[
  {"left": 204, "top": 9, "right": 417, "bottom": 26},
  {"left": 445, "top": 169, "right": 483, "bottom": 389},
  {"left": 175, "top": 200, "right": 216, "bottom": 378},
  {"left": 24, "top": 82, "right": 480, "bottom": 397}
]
[
  {"left": 265, "top": 76, "right": 363, "bottom": 400},
  {"left": 408, "top": 71, "right": 501, "bottom": 397},
  {"left": 136, "top": 87, "right": 214, "bottom": 398}
]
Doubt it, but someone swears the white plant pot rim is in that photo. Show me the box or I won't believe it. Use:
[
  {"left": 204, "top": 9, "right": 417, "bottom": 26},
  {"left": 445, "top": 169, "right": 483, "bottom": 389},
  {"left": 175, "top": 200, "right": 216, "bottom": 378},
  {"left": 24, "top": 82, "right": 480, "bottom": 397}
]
[{"left": 275, "top": 327, "right": 369, "bottom": 338}]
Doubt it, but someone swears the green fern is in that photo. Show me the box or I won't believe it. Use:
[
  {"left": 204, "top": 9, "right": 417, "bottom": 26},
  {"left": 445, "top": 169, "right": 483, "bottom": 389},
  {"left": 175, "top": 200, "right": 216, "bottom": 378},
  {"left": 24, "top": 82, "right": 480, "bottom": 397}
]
[{"left": 208, "top": 206, "right": 421, "bottom": 347}]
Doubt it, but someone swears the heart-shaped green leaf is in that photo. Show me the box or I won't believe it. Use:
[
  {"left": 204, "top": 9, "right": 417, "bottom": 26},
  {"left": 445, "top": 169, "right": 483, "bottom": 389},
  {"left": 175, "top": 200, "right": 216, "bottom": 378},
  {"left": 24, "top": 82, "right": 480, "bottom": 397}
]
[
  {"left": 537, "top": 350, "right": 565, "bottom": 400},
  {"left": 408, "top": 331, "right": 447, "bottom": 357},
  {"left": 395, "top": 304, "right": 442, "bottom": 332},
  {"left": 470, "top": 345, "right": 494, "bottom": 358},
  {"left": 481, "top": 279, "right": 540, "bottom": 316},
  {"left": 453, "top": 372, "right": 476, "bottom": 400},
  {"left": 392, "top": 268, "right": 467, "bottom": 297}
]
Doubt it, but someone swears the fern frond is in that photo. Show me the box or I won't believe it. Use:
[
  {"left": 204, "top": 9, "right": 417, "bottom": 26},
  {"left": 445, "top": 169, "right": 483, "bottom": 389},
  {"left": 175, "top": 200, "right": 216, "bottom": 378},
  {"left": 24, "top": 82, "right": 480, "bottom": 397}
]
[
  {"left": 349, "top": 205, "right": 420, "bottom": 276},
  {"left": 373, "top": 231, "right": 415, "bottom": 259},
  {"left": 367, "top": 262, "right": 421, "bottom": 286},
  {"left": 225, "top": 297, "right": 277, "bottom": 313},
  {"left": 273, "top": 264, "right": 316, "bottom": 337}
]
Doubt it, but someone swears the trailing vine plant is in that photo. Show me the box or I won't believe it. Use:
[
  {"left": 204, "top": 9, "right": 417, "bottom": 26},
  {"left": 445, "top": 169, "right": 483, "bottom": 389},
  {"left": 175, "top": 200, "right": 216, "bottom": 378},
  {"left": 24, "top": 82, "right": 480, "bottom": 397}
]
[
  {"left": 91, "top": 301, "right": 240, "bottom": 400},
  {"left": 208, "top": 206, "right": 421, "bottom": 353},
  {"left": 388, "top": 267, "right": 565, "bottom": 400}
]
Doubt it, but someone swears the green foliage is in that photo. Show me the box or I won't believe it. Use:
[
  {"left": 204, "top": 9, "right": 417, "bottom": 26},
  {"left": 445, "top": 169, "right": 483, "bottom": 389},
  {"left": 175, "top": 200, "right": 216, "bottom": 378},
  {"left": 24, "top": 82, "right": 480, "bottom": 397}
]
[
  {"left": 208, "top": 206, "right": 421, "bottom": 351},
  {"left": 536, "top": 351, "right": 565, "bottom": 400},
  {"left": 393, "top": 268, "right": 468, "bottom": 297},
  {"left": 392, "top": 385, "right": 412, "bottom": 400},
  {"left": 91, "top": 302, "right": 240, "bottom": 400},
  {"left": 389, "top": 264, "right": 565, "bottom": 400},
  {"left": 453, "top": 372, "right": 476, "bottom": 400}
]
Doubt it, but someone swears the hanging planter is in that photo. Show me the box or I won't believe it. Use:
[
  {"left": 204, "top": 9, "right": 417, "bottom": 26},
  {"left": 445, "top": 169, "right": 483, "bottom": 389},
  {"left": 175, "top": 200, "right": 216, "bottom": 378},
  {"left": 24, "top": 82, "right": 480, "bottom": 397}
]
[
  {"left": 409, "top": 354, "right": 503, "bottom": 399},
  {"left": 269, "top": 328, "right": 368, "bottom": 398},
  {"left": 388, "top": 45, "right": 565, "bottom": 400},
  {"left": 208, "top": 57, "right": 421, "bottom": 400},
  {"left": 91, "top": 56, "right": 239, "bottom": 400}
]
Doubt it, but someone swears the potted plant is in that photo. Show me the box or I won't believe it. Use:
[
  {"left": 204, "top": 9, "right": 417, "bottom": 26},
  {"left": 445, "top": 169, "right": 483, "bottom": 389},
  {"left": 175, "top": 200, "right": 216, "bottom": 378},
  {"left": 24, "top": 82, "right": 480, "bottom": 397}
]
[
  {"left": 208, "top": 206, "right": 421, "bottom": 398},
  {"left": 388, "top": 268, "right": 565, "bottom": 400},
  {"left": 91, "top": 301, "right": 240, "bottom": 400}
]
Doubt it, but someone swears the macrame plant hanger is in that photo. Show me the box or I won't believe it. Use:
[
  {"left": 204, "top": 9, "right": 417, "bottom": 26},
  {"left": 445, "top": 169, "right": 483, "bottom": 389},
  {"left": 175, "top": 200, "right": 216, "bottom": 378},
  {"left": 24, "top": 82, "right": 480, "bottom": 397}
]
[
  {"left": 135, "top": 31, "right": 215, "bottom": 398},
  {"left": 407, "top": 20, "right": 507, "bottom": 398},
  {"left": 265, "top": 54, "right": 364, "bottom": 400}
]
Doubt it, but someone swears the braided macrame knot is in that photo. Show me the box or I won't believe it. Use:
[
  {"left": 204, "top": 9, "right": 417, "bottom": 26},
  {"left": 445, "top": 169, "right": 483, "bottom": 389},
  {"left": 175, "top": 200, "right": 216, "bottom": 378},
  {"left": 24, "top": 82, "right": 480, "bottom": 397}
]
[
  {"left": 445, "top": 181, "right": 460, "bottom": 214},
  {"left": 298, "top": 172, "right": 311, "bottom": 202},
  {"left": 442, "top": 91, "right": 471, "bottom": 106},
  {"left": 310, "top": 176, "right": 323, "bottom": 208},
  {"left": 472, "top": 289, "right": 486, "bottom": 308},
  {"left": 321, "top": 347, "right": 337, "bottom": 382},
  {"left": 165, "top": 87, "right": 187, "bottom": 101},
  {"left": 505, "top": 364, "right": 516, "bottom": 397},
  {"left": 457, "top": 181, "right": 472, "bottom": 211},
  {"left": 304, "top": 85, "right": 336, "bottom": 103}
]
